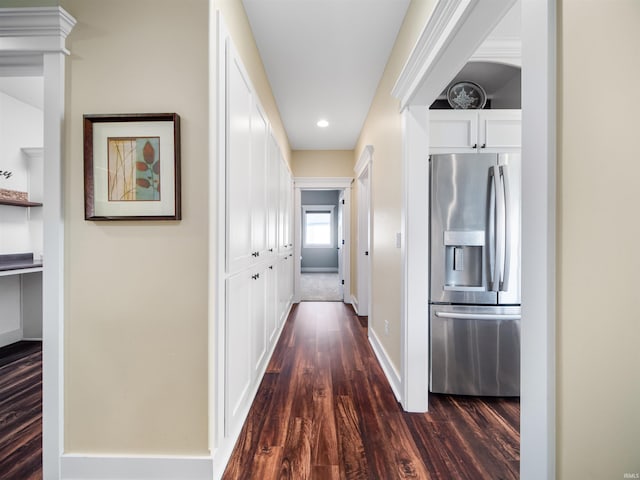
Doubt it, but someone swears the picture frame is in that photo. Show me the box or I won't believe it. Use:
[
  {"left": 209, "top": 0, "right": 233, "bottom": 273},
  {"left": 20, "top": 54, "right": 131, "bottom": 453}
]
[{"left": 83, "top": 113, "right": 181, "bottom": 220}]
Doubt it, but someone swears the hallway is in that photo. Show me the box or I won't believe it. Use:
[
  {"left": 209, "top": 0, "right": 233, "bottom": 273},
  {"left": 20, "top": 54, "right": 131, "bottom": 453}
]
[{"left": 223, "top": 302, "right": 519, "bottom": 479}]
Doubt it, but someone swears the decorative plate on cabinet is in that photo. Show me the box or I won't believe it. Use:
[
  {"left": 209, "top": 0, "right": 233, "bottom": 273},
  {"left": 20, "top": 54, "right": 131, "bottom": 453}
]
[{"left": 447, "top": 81, "right": 487, "bottom": 109}]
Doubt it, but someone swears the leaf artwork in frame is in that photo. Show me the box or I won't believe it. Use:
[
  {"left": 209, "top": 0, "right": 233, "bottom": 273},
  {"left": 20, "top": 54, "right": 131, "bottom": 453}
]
[
  {"left": 83, "top": 112, "right": 180, "bottom": 221},
  {"left": 107, "top": 137, "right": 161, "bottom": 201}
]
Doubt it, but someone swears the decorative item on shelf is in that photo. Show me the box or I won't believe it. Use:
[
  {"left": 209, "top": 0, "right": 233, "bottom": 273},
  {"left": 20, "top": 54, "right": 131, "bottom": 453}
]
[
  {"left": 0, "top": 189, "right": 28, "bottom": 202},
  {"left": 447, "top": 81, "right": 487, "bottom": 109},
  {"left": 83, "top": 113, "right": 181, "bottom": 220}
]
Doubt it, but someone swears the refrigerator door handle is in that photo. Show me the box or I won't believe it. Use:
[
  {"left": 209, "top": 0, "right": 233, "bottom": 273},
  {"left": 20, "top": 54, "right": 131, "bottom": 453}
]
[
  {"left": 500, "top": 165, "right": 511, "bottom": 291},
  {"left": 494, "top": 165, "right": 506, "bottom": 292},
  {"left": 491, "top": 165, "right": 505, "bottom": 291},
  {"left": 434, "top": 311, "right": 521, "bottom": 321},
  {"left": 488, "top": 168, "right": 496, "bottom": 291}
]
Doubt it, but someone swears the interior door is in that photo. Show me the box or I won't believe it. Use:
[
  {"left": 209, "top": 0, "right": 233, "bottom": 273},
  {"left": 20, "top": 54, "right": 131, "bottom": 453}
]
[
  {"left": 337, "top": 190, "right": 344, "bottom": 301},
  {"left": 357, "top": 165, "right": 371, "bottom": 316}
]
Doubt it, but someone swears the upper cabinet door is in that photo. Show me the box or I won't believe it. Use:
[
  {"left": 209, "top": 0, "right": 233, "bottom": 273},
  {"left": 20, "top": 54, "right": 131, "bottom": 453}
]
[
  {"left": 226, "top": 49, "right": 253, "bottom": 274},
  {"left": 478, "top": 110, "right": 522, "bottom": 153},
  {"left": 429, "top": 110, "right": 478, "bottom": 153}
]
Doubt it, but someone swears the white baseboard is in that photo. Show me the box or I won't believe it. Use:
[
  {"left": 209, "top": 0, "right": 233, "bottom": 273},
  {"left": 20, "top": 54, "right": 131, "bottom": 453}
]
[
  {"left": 22, "top": 337, "right": 43, "bottom": 341},
  {"left": 61, "top": 454, "right": 213, "bottom": 480},
  {"left": 0, "top": 328, "right": 22, "bottom": 348},
  {"left": 300, "top": 267, "right": 338, "bottom": 273},
  {"left": 368, "top": 327, "right": 402, "bottom": 403},
  {"left": 350, "top": 295, "right": 359, "bottom": 314}
]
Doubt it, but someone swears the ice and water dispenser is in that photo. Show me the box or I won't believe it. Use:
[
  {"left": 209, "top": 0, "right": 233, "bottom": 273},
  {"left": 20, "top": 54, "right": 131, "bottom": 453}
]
[{"left": 442, "top": 230, "right": 485, "bottom": 291}]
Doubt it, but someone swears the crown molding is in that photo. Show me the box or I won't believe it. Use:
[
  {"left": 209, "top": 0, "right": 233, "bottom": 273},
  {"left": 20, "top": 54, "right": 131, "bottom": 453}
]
[
  {"left": 354, "top": 145, "right": 373, "bottom": 178},
  {"left": 470, "top": 37, "right": 521, "bottom": 66},
  {"left": 0, "top": 7, "right": 76, "bottom": 55},
  {"left": 392, "top": 0, "right": 475, "bottom": 109}
]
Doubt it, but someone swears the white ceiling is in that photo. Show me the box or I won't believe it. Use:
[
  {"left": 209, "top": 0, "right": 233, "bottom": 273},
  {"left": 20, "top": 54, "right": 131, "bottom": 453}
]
[{"left": 242, "top": 0, "right": 411, "bottom": 151}]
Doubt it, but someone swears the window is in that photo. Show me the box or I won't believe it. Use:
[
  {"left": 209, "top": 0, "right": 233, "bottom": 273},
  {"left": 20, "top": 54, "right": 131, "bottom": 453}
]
[{"left": 303, "top": 205, "right": 335, "bottom": 248}]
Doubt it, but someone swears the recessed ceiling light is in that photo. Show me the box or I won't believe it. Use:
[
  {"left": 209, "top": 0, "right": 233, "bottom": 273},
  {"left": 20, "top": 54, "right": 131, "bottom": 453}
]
[{"left": 316, "top": 119, "right": 329, "bottom": 128}]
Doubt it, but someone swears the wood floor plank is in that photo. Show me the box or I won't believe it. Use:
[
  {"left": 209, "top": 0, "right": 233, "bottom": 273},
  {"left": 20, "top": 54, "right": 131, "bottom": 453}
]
[
  {"left": 222, "top": 302, "right": 520, "bottom": 479},
  {"left": 334, "top": 395, "right": 368, "bottom": 480},
  {"left": 0, "top": 341, "right": 42, "bottom": 480}
]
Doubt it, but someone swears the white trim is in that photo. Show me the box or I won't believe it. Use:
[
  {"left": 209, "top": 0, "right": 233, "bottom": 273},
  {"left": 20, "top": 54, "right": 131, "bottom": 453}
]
[
  {"left": 470, "top": 37, "right": 522, "bottom": 66},
  {"left": 210, "top": 2, "right": 222, "bottom": 461},
  {"left": 392, "top": 0, "right": 518, "bottom": 109},
  {"left": 294, "top": 176, "right": 352, "bottom": 189},
  {"left": 520, "top": 0, "right": 556, "bottom": 478},
  {"left": 368, "top": 327, "right": 402, "bottom": 402},
  {"left": 0, "top": 7, "right": 76, "bottom": 55},
  {"left": 400, "top": 105, "right": 430, "bottom": 412},
  {"left": 301, "top": 267, "right": 339, "bottom": 273},
  {"left": 0, "top": 7, "right": 76, "bottom": 479},
  {"left": 293, "top": 178, "right": 352, "bottom": 305},
  {"left": 355, "top": 148, "right": 372, "bottom": 318},
  {"left": 350, "top": 294, "right": 360, "bottom": 314},
  {"left": 60, "top": 454, "right": 213, "bottom": 480},
  {"left": 354, "top": 144, "right": 373, "bottom": 178},
  {"left": 391, "top": 0, "right": 474, "bottom": 108},
  {"left": 0, "top": 329, "right": 22, "bottom": 346}
]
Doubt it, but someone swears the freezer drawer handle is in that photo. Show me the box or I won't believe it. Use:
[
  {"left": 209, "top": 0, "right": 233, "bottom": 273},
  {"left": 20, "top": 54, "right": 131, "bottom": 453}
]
[{"left": 434, "top": 311, "right": 521, "bottom": 321}]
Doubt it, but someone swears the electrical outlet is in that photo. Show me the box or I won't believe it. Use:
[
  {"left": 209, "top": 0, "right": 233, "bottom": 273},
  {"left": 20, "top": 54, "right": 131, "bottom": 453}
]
[{"left": 384, "top": 319, "right": 389, "bottom": 335}]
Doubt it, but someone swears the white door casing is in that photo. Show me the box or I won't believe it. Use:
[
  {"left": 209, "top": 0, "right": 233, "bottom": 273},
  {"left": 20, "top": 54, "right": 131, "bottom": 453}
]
[
  {"left": 354, "top": 146, "right": 372, "bottom": 316},
  {"left": 337, "top": 190, "right": 345, "bottom": 300},
  {"left": 293, "top": 177, "right": 352, "bottom": 305}
]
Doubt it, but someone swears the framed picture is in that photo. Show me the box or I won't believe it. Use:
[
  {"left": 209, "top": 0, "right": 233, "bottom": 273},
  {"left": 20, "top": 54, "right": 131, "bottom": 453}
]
[{"left": 83, "top": 113, "right": 181, "bottom": 220}]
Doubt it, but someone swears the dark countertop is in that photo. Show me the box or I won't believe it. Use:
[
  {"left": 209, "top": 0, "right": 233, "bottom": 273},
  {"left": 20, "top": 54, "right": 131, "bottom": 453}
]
[{"left": 0, "top": 253, "right": 43, "bottom": 272}]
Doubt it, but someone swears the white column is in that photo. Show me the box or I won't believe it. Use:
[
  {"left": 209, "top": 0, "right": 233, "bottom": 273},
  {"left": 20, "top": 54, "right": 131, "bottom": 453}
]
[
  {"left": 42, "top": 50, "right": 66, "bottom": 480},
  {"left": 400, "top": 105, "right": 429, "bottom": 412}
]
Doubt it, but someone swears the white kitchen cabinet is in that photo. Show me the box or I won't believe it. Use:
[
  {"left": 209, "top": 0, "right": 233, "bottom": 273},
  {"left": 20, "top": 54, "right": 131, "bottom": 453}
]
[{"left": 429, "top": 109, "right": 521, "bottom": 154}]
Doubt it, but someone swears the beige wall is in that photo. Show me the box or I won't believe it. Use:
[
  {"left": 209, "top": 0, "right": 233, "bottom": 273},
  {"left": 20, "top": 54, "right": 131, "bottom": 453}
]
[
  {"left": 354, "top": 0, "right": 435, "bottom": 370},
  {"left": 291, "top": 150, "right": 354, "bottom": 177},
  {"left": 61, "top": 0, "right": 209, "bottom": 454},
  {"left": 214, "top": 0, "right": 291, "bottom": 167},
  {"left": 558, "top": 1, "right": 640, "bottom": 477}
]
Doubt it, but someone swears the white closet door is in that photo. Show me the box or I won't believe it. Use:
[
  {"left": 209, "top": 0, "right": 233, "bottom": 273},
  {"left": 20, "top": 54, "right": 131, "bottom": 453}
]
[{"left": 226, "top": 51, "right": 253, "bottom": 274}]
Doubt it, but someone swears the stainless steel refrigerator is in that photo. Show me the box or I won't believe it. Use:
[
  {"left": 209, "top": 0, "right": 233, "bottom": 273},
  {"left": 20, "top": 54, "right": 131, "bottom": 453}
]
[{"left": 429, "top": 153, "right": 521, "bottom": 397}]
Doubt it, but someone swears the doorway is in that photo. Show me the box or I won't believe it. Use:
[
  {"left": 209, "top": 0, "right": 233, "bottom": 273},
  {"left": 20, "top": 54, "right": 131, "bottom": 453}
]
[
  {"left": 293, "top": 178, "right": 352, "bottom": 304},
  {"left": 299, "top": 189, "right": 342, "bottom": 301},
  {"left": 395, "top": 0, "right": 556, "bottom": 477}
]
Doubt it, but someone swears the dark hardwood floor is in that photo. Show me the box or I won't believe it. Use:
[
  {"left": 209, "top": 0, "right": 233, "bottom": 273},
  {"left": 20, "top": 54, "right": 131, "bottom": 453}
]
[
  {"left": 223, "top": 302, "right": 519, "bottom": 479},
  {"left": 0, "top": 341, "right": 42, "bottom": 480}
]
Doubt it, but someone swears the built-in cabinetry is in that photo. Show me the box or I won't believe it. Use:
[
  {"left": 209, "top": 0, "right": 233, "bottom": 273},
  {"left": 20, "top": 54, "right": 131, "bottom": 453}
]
[
  {"left": 0, "top": 147, "right": 44, "bottom": 348},
  {"left": 222, "top": 28, "right": 294, "bottom": 437},
  {"left": 429, "top": 109, "right": 521, "bottom": 154}
]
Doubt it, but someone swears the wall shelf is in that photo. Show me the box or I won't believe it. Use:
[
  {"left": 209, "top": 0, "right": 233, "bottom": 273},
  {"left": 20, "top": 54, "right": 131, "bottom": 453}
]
[{"left": 0, "top": 199, "right": 43, "bottom": 207}]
